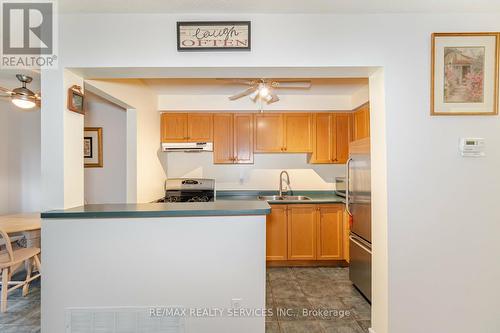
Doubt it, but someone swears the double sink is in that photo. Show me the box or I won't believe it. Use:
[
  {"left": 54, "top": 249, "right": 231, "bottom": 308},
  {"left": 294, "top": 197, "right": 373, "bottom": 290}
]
[{"left": 257, "top": 195, "right": 312, "bottom": 201}]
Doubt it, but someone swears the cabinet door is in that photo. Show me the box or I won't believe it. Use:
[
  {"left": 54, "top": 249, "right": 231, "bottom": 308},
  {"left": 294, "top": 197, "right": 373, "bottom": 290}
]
[
  {"left": 283, "top": 113, "right": 312, "bottom": 152},
  {"left": 213, "top": 114, "right": 234, "bottom": 164},
  {"left": 187, "top": 113, "right": 213, "bottom": 142},
  {"left": 266, "top": 205, "right": 288, "bottom": 261},
  {"left": 254, "top": 114, "right": 284, "bottom": 152},
  {"left": 333, "top": 113, "right": 351, "bottom": 164},
  {"left": 234, "top": 114, "right": 254, "bottom": 164},
  {"left": 316, "top": 205, "right": 344, "bottom": 260},
  {"left": 161, "top": 113, "right": 188, "bottom": 142},
  {"left": 310, "top": 113, "right": 333, "bottom": 163},
  {"left": 287, "top": 205, "right": 317, "bottom": 260},
  {"left": 353, "top": 105, "right": 370, "bottom": 141}
]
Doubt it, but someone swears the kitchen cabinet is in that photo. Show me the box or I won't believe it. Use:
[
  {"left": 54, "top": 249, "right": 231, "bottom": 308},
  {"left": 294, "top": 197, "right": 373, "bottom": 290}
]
[
  {"left": 161, "top": 113, "right": 187, "bottom": 142},
  {"left": 353, "top": 104, "right": 370, "bottom": 141},
  {"left": 254, "top": 113, "right": 312, "bottom": 153},
  {"left": 213, "top": 114, "right": 234, "bottom": 164},
  {"left": 287, "top": 205, "right": 317, "bottom": 260},
  {"left": 161, "top": 112, "right": 213, "bottom": 143},
  {"left": 316, "top": 205, "right": 344, "bottom": 260},
  {"left": 266, "top": 205, "right": 288, "bottom": 261},
  {"left": 333, "top": 113, "right": 351, "bottom": 164},
  {"left": 283, "top": 113, "right": 313, "bottom": 152},
  {"left": 310, "top": 113, "right": 350, "bottom": 164},
  {"left": 187, "top": 113, "right": 213, "bottom": 142},
  {"left": 254, "top": 114, "right": 284, "bottom": 152},
  {"left": 265, "top": 203, "right": 346, "bottom": 263},
  {"left": 213, "top": 113, "right": 254, "bottom": 164}
]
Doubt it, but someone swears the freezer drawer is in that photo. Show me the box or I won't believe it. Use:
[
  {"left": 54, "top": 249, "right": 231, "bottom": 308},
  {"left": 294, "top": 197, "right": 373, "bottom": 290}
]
[{"left": 349, "top": 234, "right": 372, "bottom": 302}]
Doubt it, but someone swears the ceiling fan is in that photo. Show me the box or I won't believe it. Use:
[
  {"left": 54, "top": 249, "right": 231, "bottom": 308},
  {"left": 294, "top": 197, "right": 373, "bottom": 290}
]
[
  {"left": 0, "top": 74, "right": 41, "bottom": 110},
  {"left": 219, "top": 78, "right": 312, "bottom": 105}
]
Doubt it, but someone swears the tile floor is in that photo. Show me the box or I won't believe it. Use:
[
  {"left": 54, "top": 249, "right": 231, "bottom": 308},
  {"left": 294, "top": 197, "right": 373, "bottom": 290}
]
[
  {"left": 266, "top": 267, "right": 370, "bottom": 333},
  {"left": 0, "top": 267, "right": 370, "bottom": 333},
  {"left": 0, "top": 272, "right": 40, "bottom": 333}
]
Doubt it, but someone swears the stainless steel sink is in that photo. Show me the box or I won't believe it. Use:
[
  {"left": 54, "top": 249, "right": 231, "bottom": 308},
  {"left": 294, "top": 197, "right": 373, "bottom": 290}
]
[{"left": 257, "top": 195, "right": 312, "bottom": 201}]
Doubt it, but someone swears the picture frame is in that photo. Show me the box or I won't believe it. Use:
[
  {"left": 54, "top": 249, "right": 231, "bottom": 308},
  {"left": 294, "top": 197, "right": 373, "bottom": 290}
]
[
  {"left": 84, "top": 127, "right": 103, "bottom": 168},
  {"left": 68, "top": 85, "right": 85, "bottom": 114},
  {"left": 177, "top": 21, "right": 251, "bottom": 51},
  {"left": 431, "top": 32, "right": 499, "bottom": 116}
]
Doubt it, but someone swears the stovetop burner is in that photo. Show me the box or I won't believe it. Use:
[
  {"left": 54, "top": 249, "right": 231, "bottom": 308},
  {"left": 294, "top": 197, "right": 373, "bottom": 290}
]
[{"left": 155, "top": 178, "right": 215, "bottom": 203}]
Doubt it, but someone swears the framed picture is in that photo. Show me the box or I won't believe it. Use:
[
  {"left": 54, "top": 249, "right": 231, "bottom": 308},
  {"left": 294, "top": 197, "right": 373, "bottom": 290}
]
[
  {"left": 68, "top": 85, "right": 84, "bottom": 114},
  {"left": 431, "top": 32, "right": 499, "bottom": 115},
  {"left": 84, "top": 127, "right": 103, "bottom": 168},
  {"left": 177, "top": 21, "right": 251, "bottom": 51}
]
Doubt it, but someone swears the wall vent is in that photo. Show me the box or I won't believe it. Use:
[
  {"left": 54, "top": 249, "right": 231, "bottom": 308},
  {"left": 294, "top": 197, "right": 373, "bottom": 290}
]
[{"left": 66, "top": 307, "right": 185, "bottom": 333}]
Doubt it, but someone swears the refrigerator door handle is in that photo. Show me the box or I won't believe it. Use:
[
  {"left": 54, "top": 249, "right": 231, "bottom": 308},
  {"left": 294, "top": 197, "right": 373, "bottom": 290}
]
[
  {"left": 345, "top": 157, "right": 353, "bottom": 216},
  {"left": 349, "top": 235, "right": 372, "bottom": 254}
]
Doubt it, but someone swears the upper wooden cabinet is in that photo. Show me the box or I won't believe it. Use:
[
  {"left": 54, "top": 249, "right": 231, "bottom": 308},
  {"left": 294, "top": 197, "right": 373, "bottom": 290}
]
[
  {"left": 316, "top": 205, "right": 344, "bottom": 260},
  {"left": 353, "top": 104, "right": 370, "bottom": 141},
  {"left": 333, "top": 113, "right": 351, "bottom": 164},
  {"left": 213, "top": 113, "right": 254, "bottom": 164},
  {"left": 187, "top": 113, "right": 213, "bottom": 142},
  {"left": 266, "top": 205, "right": 288, "bottom": 261},
  {"left": 161, "top": 113, "right": 213, "bottom": 143},
  {"left": 254, "top": 113, "right": 312, "bottom": 153},
  {"left": 254, "top": 114, "right": 284, "bottom": 152},
  {"left": 283, "top": 113, "right": 313, "bottom": 152},
  {"left": 161, "top": 113, "right": 187, "bottom": 142},
  {"left": 310, "top": 113, "right": 351, "bottom": 164},
  {"left": 233, "top": 114, "right": 254, "bottom": 163}
]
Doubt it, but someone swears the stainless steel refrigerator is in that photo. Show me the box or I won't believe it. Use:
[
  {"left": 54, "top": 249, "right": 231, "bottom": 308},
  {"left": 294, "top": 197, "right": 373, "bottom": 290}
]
[{"left": 346, "top": 138, "right": 372, "bottom": 302}]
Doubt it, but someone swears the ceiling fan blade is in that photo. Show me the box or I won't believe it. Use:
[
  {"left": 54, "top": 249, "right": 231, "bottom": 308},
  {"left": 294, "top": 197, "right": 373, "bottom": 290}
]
[
  {"left": 267, "top": 91, "right": 280, "bottom": 104},
  {"left": 272, "top": 80, "right": 312, "bottom": 89},
  {"left": 217, "top": 78, "right": 257, "bottom": 86},
  {"left": 229, "top": 86, "right": 257, "bottom": 100},
  {"left": 0, "top": 86, "right": 14, "bottom": 95}
]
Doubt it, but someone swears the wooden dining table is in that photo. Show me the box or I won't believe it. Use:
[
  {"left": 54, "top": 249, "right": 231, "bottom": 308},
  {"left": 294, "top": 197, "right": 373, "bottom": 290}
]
[{"left": 0, "top": 213, "right": 41, "bottom": 233}]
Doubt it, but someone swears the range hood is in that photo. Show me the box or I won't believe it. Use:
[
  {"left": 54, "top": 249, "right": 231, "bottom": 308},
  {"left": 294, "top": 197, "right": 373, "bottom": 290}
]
[{"left": 162, "top": 142, "right": 213, "bottom": 152}]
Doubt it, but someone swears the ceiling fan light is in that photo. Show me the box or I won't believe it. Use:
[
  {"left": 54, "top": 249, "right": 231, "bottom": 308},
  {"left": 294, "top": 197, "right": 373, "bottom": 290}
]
[
  {"left": 264, "top": 94, "right": 273, "bottom": 103},
  {"left": 12, "top": 95, "right": 36, "bottom": 109},
  {"left": 249, "top": 89, "right": 259, "bottom": 101},
  {"left": 258, "top": 85, "right": 270, "bottom": 98}
]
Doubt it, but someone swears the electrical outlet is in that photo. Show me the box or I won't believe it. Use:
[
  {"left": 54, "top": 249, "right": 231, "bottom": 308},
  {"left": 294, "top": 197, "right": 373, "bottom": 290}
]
[{"left": 231, "top": 298, "right": 243, "bottom": 309}]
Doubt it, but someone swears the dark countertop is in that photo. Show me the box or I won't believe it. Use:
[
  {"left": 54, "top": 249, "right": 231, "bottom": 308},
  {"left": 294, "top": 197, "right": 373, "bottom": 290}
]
[
  {"left": 217, "top": 190, "right": 345, "bottom": 205},
  {"left": 42, "top": 201, "right": 271, "bottom": 219}
]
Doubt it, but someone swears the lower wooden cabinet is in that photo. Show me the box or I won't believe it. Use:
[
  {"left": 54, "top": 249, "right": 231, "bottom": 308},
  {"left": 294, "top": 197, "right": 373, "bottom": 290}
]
[
  {"left": 266, "top": 203, "right": 345, "bottom": 262},
  {"left": 287, "top": 205, "right": 317, "bottom": 260},
  {"left": 316, "top": 205, "right": 344, "bottom": 260},
  {"left": 266, "top": 205, "right": 288, "bottom": 261}
]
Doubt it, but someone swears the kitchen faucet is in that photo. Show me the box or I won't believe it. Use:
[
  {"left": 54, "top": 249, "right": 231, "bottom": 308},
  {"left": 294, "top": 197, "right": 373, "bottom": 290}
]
[{"left": 279, "top": 171, "right": 290, "bottom": 197}]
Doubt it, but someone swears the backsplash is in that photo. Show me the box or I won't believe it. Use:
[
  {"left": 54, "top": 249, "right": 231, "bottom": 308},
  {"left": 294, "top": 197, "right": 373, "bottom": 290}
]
[{"left": 159, "top": 152, "right": 345, "bottom": 190}]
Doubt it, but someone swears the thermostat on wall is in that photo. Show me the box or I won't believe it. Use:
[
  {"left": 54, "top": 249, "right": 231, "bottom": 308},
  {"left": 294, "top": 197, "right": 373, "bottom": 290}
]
[{"left": 459, "top": 138, "right": 485, "bottom": 157}]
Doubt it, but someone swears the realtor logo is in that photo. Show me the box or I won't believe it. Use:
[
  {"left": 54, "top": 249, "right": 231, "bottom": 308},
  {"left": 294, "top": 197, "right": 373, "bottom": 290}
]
[{"left": 1, "top": 0, "right": 57, "bottom": 68}]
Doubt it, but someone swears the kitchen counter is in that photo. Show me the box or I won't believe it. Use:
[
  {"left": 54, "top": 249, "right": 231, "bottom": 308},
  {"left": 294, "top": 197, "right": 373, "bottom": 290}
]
[
  {"left": 41, "top": 200, "right": 271, "bottom": 219},
  {"left": 216, "top": 190, "right": 345, "bottom": 204}
]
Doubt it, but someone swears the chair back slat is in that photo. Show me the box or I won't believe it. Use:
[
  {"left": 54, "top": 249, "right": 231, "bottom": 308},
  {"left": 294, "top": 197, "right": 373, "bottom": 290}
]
[{"left": 0, "top": 229, "right": 13, "bottom": 262}]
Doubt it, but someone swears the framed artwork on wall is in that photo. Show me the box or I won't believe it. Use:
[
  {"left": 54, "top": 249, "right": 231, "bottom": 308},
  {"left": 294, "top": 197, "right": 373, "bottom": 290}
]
[
  {"left": 431, "top": 32, "right": 499, "bottom": 116},
  {"left": 84, "top": 127, "right": 103, "bottom": 168},
  {"left": 177, "top": 21, "right": 251, "bottom": 51},
  {"left": 68, "top": 85, "right": 85, "bottom": 114}
]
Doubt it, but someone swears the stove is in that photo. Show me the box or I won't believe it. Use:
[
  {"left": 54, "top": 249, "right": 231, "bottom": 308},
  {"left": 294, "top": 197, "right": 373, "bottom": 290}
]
[{"left": 156, "top": 178, "right": 215, "bottom": 203}]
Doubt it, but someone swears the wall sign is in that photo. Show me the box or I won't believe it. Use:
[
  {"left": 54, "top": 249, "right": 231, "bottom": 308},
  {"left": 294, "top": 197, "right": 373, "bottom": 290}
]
[{"left": 177, "top": 21, "right": 251, "bottom": 51}]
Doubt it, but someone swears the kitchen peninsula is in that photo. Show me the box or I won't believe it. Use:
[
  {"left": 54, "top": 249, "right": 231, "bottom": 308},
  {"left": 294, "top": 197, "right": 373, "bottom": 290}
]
[{"left": 41, "top": 201, "right": 270, "bottom": 333}]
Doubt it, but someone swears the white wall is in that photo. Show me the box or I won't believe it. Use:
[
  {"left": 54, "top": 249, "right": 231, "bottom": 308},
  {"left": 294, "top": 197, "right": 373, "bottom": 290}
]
[
  {"left": 84, "top": 79, "right": 164, "bottom": 203},
  {"left": 161, "top": 152, "right": 344, "bottom": 190},
  {"left": 49, "top": 12, "right": 500, "bottom": 333},
  {"left": 0, "top": 82, "right": 41, "bottom": 214},
  {"left": 84, "top": 92, "right": 127, "bottom": 204}
]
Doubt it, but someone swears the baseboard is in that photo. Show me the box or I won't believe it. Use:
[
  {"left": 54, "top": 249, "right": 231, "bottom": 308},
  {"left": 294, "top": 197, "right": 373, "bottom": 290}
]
[{"left": 368, "top": 328, "right": 376, "bottom": 333}]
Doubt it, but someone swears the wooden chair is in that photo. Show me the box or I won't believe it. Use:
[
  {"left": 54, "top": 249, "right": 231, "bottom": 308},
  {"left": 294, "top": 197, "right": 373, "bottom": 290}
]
[{"left": 0, "top": 228, "right": 41, "bottom": 312}]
